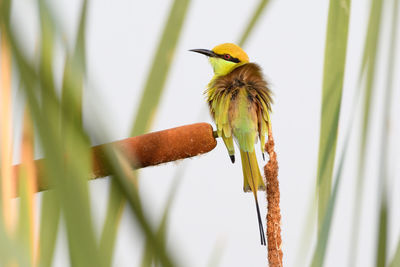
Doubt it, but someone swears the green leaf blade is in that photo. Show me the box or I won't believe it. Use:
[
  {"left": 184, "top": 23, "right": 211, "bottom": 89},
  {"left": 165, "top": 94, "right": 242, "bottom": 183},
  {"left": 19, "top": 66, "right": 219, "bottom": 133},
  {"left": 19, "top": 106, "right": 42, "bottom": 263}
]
[
  {"left": 348, "top": 0, "right": 385, "bottom": 265},
  {"left": 316, "top": 0, "right": 351, "bottom": 229},
  {"left": 238, "top": 0, "right": 271, "bottom": 47},
  {"left": 130, "top": 0, "right": 191, "bottom": 137}
]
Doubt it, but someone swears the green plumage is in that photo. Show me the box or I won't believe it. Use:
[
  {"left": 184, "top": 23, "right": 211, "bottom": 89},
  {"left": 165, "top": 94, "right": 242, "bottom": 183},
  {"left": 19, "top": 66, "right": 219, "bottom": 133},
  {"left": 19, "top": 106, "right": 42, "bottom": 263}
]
[
  {"left": 190, "top": 43, "right": 272, "bottom": 246},
  {"left": 206, "top": 62, "right": 272, "bottom": 246},
  {"left": 206, "top": 63, "right": 272, "bottom": 192},
  {"left": 191, "top": 43, "right": 272, "bottom": 246}
]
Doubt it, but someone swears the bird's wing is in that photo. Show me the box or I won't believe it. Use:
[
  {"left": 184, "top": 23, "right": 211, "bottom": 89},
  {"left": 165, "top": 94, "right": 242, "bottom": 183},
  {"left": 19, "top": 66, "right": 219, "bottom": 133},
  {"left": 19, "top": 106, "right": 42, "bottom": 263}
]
[
  {"left": 207, "top": 86, "right": 235, "bottom": 156},
  {"left": 255, "top": 91, "right": 271, "bottom": 154}
]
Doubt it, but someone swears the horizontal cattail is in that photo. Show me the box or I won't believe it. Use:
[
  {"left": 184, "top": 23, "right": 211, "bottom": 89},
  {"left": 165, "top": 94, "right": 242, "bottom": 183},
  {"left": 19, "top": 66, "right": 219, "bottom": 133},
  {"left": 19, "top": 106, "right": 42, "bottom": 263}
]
[{"left": 12, "top": 123, "right": 217, "bottom": 194}]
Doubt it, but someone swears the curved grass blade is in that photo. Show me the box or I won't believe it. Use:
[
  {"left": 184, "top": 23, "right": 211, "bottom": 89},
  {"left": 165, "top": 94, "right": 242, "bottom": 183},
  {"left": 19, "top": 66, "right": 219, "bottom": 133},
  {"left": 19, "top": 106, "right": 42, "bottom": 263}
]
[
  {"left": 375, "top": 0, "right": 398, "bottom": 265},
  {"left": 38, "top": 0, "right": 57, "bottom": 117},
  {"left": 61, "top": 0, "right": 88, "bottom": 128},
  {"left": 389, "top": 240, "right": 400, "bottom": 267},
  {"left": 1, "top": 3, "right": 105, "bottom": 266},
  {"left": 104, "top": 147, "right": 177, "bottom": 267},
  {"left": 36, "top": 1, "right": 62, "bottom": 266},
  {"left": 238, "top": 0, "right": 272, "bottom": 47},
  {"left": 294, "top": 193, "right": 317, "bottom": 266},
  {"left": 57, "top": 1, "right": 106, "bottom": 265},
  {"left": 311, "top": 101, "right": 354, "bottom": 267},
  {"left": 38, "top": 190, "right": 60, "bottom": 267},
  {"left": 99, "top": 180, "right": 127, "bottom": 267},
  {"left": 0, "top": 220, "right": 31, "bottom": 266},
  {"left": 130, "top": 0, "right": 190, "bottom": 137},
  {"left": 140, "top": 165, "right": 184, "bottom": 267},
  {"left": 300, "top": 54, "right": 365, "bottom": 267},
  {"left": 316, "top": 0, "right": 351, "bottom": 229},
  {"left": 348, "top": 0, "right": 385, "bottom": 265},
  {"left": 101, "top": 0, "right": 190, "bottom": 263},
  {"left": 387, "top": 1, "right": 400, "bottom": 264},
  {"left": 17, "top": 110, "right": 38, "bottom": 265},
  {"left": 311, "top": 156, "right": 342, "bottom": 267},
  {"left": 376, "top": 203, "right": 388, "bottom": 267}
]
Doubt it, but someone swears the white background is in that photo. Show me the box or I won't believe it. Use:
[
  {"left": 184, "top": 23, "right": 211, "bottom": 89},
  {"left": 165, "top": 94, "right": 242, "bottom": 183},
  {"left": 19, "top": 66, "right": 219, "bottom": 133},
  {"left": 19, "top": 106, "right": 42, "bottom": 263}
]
[{"left": 10, "top": 0, "right": 400, "bottom": 266}]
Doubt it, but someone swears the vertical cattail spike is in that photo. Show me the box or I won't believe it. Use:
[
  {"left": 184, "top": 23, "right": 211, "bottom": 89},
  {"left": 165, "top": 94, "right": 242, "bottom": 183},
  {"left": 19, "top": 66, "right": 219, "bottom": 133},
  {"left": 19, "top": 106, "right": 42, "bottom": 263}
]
[{"left": 264, "top": 127, "right": 282, "bottom": 266}]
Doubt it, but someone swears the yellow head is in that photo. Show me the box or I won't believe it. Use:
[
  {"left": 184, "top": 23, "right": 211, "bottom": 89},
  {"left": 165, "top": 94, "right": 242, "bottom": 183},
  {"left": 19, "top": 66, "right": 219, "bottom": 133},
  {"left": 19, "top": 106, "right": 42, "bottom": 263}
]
[{"left": 190, "top": 43, "right": 249, "bottom": 76}]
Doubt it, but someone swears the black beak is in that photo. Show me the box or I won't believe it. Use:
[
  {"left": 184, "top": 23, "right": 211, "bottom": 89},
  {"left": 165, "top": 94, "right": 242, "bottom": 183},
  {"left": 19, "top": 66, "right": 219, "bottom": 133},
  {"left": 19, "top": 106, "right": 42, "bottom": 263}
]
[{"left": 189, "top": 49, "right": 217, "bottom": 57}]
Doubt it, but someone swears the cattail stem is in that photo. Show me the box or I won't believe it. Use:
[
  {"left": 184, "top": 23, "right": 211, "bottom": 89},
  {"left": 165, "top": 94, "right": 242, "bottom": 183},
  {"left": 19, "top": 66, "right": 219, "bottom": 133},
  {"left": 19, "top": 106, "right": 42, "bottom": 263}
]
[
  {"left": 12, "top": 123, "right": 217, "bottom": 195},
  {"left": 264, "top": 128, "right": 283, "bottom": 266}
]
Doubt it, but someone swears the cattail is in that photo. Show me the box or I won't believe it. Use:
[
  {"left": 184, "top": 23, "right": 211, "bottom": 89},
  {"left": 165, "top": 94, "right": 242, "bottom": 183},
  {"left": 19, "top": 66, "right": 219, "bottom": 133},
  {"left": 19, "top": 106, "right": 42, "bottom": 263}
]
[{"left": 13, "top": 123, "right": 216, "bottom": 195}]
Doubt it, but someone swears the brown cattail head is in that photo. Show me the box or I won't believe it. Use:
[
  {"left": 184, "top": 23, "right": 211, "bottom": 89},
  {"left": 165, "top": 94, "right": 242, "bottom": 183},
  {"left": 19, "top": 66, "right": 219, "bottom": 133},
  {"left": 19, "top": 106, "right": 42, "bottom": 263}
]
[
  {"left": 13, "top": 123, "right": 217, "bottom": 195},
  {"left": 264, "top": 129, "right": 283, "bottom": 267}
]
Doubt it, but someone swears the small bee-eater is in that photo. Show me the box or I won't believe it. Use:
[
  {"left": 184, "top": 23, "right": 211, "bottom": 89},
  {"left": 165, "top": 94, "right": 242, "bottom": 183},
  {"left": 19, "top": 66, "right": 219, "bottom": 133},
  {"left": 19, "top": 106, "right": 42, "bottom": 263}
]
[{"left": 190, "top": 43, "right": 272, "bottom": 246}]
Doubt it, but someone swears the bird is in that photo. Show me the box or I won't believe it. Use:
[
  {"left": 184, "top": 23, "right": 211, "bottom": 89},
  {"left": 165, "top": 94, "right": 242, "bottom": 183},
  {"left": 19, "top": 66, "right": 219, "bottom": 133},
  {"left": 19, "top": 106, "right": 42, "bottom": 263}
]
[{"left": 190, "top": 43, "right": 272, "bottom": 246}]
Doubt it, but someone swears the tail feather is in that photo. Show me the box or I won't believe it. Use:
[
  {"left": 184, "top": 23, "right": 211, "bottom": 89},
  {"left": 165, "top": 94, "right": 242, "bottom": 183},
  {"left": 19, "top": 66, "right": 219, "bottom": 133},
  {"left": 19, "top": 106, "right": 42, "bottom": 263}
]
[
  {"left": 240, "top": 150, "right": 266, "bottom": 246},
  {"left": 255, "top": 197, "right": 266, "bottom": 246},
  {"left": 240, "top": 151, "right": 265, "bottom": 192}
]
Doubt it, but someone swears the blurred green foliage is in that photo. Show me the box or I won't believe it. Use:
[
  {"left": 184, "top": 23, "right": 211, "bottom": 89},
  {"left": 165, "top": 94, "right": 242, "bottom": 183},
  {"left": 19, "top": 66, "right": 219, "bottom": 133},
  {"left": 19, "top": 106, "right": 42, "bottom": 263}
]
[{"left": 0, "top": 0, "right": 399, "bottom": 266}]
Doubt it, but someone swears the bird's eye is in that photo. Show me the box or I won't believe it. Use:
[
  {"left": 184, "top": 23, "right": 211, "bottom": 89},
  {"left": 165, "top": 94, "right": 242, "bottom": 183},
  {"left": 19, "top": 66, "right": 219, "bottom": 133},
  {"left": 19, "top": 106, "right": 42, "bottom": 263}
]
[{"left": 223, "top": 54, "right": 231, "bottom": 60}]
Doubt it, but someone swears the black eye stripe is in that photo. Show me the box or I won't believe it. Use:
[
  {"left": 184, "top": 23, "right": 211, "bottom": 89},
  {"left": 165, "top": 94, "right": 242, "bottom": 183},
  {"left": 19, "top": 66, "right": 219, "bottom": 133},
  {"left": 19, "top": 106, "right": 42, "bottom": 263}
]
[{"left": 216, "top": 53, "right": 240, "bottom": 63}]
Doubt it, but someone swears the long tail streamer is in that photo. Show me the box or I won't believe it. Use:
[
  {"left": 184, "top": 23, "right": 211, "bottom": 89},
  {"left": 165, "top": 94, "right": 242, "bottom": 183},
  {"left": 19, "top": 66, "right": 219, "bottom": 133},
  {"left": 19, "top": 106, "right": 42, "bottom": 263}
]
[{"left": 246, "top": 152, "right": 266, "bottom": 246}]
